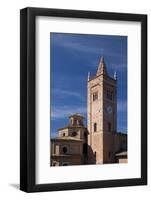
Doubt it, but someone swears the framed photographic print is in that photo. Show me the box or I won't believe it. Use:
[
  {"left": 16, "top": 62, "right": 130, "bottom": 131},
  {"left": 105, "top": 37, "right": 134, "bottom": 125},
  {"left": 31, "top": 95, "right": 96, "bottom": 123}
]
[{"left": 20, "top": 7, "right": 147, "bottom": 192}]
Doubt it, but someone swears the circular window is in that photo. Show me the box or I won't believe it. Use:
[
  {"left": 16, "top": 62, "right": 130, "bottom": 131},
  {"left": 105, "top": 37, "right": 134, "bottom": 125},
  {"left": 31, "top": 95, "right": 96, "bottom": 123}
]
[
  {"left": 72, "top": 131, "right": 77, "bottom": 137},
  {"left": 62, "top": 146, "right": 68, "bottom": 154}
]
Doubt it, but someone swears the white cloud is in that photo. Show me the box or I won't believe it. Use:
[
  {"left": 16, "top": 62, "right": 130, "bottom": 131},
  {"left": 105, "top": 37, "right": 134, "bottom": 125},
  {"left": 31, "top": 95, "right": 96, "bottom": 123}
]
[
  {"left": 53, "top": 89, "right": 85, "bottom": 101},
  {"left": 53, "top": 35, "right": 104, "bottom": 55},
  {"left": 51, "top": 105, "right": 86, "bottom": 120}
]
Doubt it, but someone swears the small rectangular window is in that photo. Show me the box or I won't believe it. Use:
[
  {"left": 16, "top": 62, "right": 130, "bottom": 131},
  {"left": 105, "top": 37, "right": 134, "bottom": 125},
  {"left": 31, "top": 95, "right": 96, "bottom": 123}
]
[
  {"left": 94, "top": 123, "right": 97, "bottom": 132},
  {"left": 93, "top": 92, "right": 98, "bottom": 101}
]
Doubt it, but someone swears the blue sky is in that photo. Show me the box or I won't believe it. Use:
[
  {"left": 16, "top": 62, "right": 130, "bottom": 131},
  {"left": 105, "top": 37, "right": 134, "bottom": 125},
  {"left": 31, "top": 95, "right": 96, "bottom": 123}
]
[{"left": 50, "top": 33, "right": 127, "bottom": 136}]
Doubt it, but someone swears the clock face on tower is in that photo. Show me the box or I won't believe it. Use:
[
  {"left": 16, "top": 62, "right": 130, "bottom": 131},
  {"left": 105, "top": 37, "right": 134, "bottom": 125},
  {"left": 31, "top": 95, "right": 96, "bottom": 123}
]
[{"left": 106, "top": 105, "right": 112, "bottom": 114}]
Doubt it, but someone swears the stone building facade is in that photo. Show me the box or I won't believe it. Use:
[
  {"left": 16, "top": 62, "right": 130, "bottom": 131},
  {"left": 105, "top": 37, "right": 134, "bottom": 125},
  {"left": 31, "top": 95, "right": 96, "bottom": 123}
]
[
  {"left": 51, "top": 114, "right": 88, "bottom": 166},
  {"left": 51, "top": 56, "right": 127, "bottom": 166}
]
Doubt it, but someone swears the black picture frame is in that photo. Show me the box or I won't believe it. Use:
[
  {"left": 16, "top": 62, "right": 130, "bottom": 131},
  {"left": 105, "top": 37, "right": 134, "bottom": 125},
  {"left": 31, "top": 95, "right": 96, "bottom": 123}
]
[{"left": 20, "top": 7, "right": 147, "bottom": 192}]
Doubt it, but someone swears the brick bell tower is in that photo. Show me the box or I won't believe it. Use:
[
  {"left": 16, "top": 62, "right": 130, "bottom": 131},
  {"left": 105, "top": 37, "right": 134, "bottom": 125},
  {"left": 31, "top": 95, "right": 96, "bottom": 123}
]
[{"left": 87, "top": 56, "right": 117, "bottom": 164}]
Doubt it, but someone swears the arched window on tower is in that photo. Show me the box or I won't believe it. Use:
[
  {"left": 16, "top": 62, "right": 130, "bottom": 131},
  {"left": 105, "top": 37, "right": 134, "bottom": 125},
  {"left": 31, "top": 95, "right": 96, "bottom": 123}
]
[
  {"left": 94, "top": 123, "right": 97, "bottom": 132},
  {"left": 93, "top": 92, "right": 98, "bottom": 101}
]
